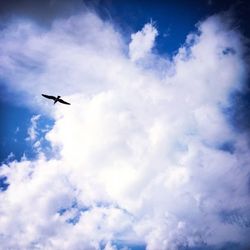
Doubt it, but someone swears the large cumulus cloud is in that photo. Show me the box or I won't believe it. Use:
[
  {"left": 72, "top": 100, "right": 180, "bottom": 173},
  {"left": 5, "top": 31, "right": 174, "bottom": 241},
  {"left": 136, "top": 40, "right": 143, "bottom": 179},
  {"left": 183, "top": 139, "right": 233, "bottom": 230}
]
[{"left": 0, "top": 10, "right": 250, "bottom": 250}]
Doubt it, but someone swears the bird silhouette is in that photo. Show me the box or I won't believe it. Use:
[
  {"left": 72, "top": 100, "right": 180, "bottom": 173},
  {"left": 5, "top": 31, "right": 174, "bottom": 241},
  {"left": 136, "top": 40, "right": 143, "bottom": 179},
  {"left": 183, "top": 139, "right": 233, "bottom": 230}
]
[{"left": 42, "top": 94, "right": 71, "bottom": 105}]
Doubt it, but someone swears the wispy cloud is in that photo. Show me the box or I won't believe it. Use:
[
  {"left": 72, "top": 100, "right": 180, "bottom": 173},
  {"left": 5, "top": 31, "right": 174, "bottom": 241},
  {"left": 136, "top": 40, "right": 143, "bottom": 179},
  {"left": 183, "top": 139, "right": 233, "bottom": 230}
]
[
  {"left": 0, "top": 11, "right": 249, "bottom": 250},
  {"left": 26, "top": 114, "right": 41, "bottom": 141}
]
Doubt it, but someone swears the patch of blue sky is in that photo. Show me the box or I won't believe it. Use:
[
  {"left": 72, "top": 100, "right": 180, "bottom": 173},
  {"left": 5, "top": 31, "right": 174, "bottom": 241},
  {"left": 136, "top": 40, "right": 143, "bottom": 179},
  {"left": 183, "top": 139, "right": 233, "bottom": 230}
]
[
  {"left": 0, "top": 99, "right": 54, "bottom": 163},
  {"left": 99, "top": 240, "right": 146, "bottom": 250},
  {"left": 226, "top": 89, "right": 250, "bottom": 134},
  {"left": 57, "top": 199, "right": 89, "bottom": 225},
  {"left": 65, "top": 214, "right": 81, "bottom": 225},
  {"left": 0, "top": 176, "right": 9, "bottom": 192},
  {"left": 0, "top": 100, "right": 33, "bottom": 163},
  {"left": 103, "top": 0, "right": 242, "bottom": 57},
  {"left": 101, "top": 1, "right": 211, "bottom": 55},
  {"left": 222, "top": 47, "right": 236, "bottom": 55},
  {"left": 217, "top": 141, "right": 235, "bottom": 154}
]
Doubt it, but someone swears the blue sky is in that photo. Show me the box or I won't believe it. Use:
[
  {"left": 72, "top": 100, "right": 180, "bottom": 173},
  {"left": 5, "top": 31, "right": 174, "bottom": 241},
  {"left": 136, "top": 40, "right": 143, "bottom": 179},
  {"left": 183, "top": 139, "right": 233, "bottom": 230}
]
[{"left": 0, "top": 1, "right": 250, "bottom": 249}]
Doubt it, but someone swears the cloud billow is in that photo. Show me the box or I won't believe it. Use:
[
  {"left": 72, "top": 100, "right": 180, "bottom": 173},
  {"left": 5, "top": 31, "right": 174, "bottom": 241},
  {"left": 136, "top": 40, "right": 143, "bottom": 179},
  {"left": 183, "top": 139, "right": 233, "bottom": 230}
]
[{"left": 0, "top": 11, "right": 250, "bottom": 250}]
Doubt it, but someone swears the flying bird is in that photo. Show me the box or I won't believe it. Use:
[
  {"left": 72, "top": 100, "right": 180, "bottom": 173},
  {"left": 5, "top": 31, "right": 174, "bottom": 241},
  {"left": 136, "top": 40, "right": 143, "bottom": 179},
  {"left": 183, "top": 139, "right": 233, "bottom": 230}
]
[{"left": 42, "top": 94, "right": 71, "bottom": 105}]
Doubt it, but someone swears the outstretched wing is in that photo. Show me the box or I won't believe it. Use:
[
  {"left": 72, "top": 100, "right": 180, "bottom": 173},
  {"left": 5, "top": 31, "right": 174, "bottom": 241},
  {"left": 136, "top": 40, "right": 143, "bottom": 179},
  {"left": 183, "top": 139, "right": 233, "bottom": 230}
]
[
  {"left": 58, "top": 99, "right": 71, "bottom": 105},
  {"left": 42, "top": 94, "right": 56, "bottom": 100}
]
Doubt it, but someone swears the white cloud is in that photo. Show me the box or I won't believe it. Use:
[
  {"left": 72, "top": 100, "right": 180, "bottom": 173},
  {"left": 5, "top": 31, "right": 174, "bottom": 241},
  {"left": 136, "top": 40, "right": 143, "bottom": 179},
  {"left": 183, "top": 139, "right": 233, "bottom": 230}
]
[
  {"left": 26, "top": 114, "right": 41, "bottom": 141},
  {"left": 129, "top": 22, "right": 158, "bottom": 62},
  {"left": 0, "top": 11, "right": 250, "bottom": 250}
]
